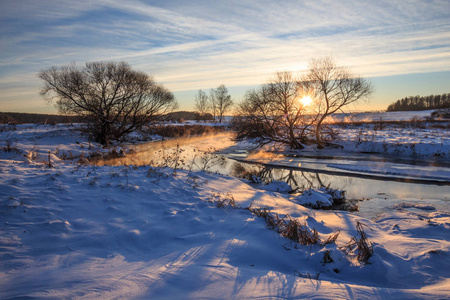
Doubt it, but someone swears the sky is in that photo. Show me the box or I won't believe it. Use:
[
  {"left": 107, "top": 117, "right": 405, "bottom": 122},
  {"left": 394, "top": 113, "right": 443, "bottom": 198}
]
[{"left": 0, "top": 0, "right": 449, "bottom": 114}]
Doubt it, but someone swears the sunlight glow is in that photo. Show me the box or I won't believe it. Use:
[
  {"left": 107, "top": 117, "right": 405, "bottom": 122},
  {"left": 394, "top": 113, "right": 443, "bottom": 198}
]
[{"left": 300, "top": 96, "right": 312, "bottom": 106}]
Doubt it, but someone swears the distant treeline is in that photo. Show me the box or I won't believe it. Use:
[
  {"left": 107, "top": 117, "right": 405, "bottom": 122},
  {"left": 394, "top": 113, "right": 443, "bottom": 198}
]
[
  {"left": 0, "top": 111, "right": 213, "bottom": 125},
  {"left": 387, "top": 93, "right": 450, "bottom": 111},
  {"left": 165, "top": 111, "right": 213, "bottom": 122},
  {"left": 0, "top": 112, "right": 82, "bottom": 124}
]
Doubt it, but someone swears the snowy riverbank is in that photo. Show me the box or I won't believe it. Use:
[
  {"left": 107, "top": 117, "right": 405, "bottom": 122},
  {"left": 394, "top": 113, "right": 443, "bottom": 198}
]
[{"left": 1, "top": 124, "right": 449, "bottom": 299}]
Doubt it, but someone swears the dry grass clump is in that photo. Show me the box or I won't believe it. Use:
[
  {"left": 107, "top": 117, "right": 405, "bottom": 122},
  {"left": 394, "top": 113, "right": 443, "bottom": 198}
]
[
  {"left": 186, "top": 175, "right": 208, "bottom": 189},
  {"left": 281, "top": 217, "right": 319, "bottom": 245},
  {"left": 250, "top": 206, "right": 284, "bottom": 230},
  {"left": 294, "top": 270, "right": 320, "bottom": 280},
  {"left": 321, "top": 250, "right": 334, "bottom": 264},
  {"left": 210, "top": 192, "right": 236, "bottom": 208},
  {"left": 340, "top": 221, "right": 373, "bottom": 265},
  {"left": 321, "top": 231, "right": 341, "bottom": 245},
  {"left": 248, "top": 205, "right": 326, "bottom": 246},
  {"left": 205, "top": 192, "right": 373, "bottom": 266}
]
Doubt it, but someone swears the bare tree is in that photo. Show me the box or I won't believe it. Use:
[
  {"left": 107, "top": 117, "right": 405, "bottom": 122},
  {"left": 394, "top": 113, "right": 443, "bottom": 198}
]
[
  {"left": 233, "top": 59, "right": 372, "bottom": 150},
  {"left": 211, "top": 85, "right": 233, "bottom": 123},
  {"left": 233, "top": 72, "right": 313, "bottom": 149},
  {"left": 301, "top": 57, "right": 373, "bottom": 148},
  {"left": 194, "top": 89, "right": 209, "bottom": 122},
  {"left": 209, "top": 89, "right": 217, "bottom": 122},
  {"left": 39, "top": 61, "right": 177, "bottom": 145}
]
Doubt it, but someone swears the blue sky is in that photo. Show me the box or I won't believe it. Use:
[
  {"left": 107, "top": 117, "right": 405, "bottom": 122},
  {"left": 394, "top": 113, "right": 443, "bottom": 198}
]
[{"left": 1, "top": 0, "right": 449, "bottom": 113}]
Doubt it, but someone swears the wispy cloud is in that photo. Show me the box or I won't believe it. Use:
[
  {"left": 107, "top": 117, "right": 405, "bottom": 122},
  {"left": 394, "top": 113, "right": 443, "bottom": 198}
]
[{"left": 1, "top": 0, "right": 449, "bottom": 112}]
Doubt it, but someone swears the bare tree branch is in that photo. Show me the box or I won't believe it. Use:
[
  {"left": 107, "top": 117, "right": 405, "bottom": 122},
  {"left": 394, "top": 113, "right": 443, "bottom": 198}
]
[
  {"left": 301, "top": 57, "right": 373, "bottom": 148},
  {"left": 38, "top": 61, "right": 177, "bottom": 144},
  {"left": 233, "top": 71, "right": 313, "bottom": 149}
]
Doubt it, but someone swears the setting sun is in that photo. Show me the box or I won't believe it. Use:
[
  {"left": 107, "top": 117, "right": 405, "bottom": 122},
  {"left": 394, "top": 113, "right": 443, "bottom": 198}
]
[{"left": 300, "top": 95, "right": 312, "bottom": 106}]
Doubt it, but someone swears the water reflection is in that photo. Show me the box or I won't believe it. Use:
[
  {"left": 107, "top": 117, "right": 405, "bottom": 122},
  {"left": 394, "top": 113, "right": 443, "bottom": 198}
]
[
  {"left": 92, "top": 137, "right": 449, "bottom": 219},
  {"left": 231, "top": 164, "right": 355, "bottom": 193}
]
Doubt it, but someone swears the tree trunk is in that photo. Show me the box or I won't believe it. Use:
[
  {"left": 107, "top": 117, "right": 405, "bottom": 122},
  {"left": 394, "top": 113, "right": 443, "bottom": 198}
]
[
  {"left": 315, "top": 115, "right": 327, "bottom": 149},
  {"left": 288, "top": 126, "right": 304, "bottom": 149}
]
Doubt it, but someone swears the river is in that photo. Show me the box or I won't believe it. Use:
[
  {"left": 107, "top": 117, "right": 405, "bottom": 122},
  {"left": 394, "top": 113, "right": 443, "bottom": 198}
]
[{"left": 94, "top": 133, "right": 450, "bottom": 219}]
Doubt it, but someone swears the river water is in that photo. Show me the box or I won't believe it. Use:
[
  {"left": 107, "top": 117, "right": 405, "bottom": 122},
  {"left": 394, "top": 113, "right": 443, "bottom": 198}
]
[{"left": 95, "top": 133, "right": 450, "bottom": 219}]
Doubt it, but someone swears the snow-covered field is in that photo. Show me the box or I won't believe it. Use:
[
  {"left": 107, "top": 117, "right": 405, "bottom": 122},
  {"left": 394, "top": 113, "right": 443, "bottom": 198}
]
[
  {"left": 326, "top": 109, "right": 437, "bottom": 122},
  {"left": 334, "top": 125, "right": 449, "bottom": 160},
  {"left": 1, "top": 123, "right": 449, "bottom": 299}
]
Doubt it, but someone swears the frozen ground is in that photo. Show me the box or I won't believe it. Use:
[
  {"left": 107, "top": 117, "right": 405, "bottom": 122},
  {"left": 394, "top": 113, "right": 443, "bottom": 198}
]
[{"left": 0, "top": 123, "right": 449, "bottom": 299}]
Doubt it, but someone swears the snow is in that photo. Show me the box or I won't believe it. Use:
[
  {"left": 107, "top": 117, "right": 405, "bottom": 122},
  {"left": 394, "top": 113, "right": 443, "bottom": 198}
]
[
  {"left": 261, "top": 180, "right": 292, "bottom": 193},
  {"left": 1, "top": 123, "right": 449, "bottom": 299},
  {"left": 335, "top": 125, "right": 449, "bottom": 159},
  {"left": 326, "top": 109, "right": 436, "bottom": 122},
  {"left": 295, "top": 188, "right": 333, "bottom": 207},
  {"left": 328, "top": 161, "right": 450, "bottom": 182},
  {"left": 294, "top": 188, "right": 345, "bottom": 209},
  {"left": 232, "top": 119, "right": 450, "bottom": 184}
]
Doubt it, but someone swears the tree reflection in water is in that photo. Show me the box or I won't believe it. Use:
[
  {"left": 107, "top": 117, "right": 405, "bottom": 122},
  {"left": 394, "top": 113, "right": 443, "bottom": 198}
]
[{"left": 232, "top": 162, "right": 359, "bottom": 211}]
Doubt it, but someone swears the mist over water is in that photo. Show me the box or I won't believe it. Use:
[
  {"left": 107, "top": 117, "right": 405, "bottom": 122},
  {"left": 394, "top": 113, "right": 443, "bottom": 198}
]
[
  {"left": 93, "top": 134, "right": 449, "bottom": 218},
  {"left": 94, "top": 132, "right": 234, "bottom": 167}
]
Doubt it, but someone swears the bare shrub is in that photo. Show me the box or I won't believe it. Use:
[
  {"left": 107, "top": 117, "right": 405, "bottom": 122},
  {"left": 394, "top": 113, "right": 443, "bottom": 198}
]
[
  {"left": 156, "top": 142, "right": 186, "bottom": 175},
  {"left": 191, "top": 147, "right": 226, "bottom": 172}
]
